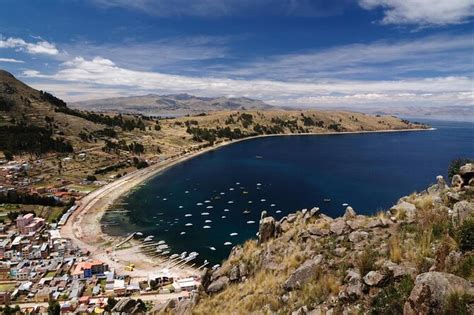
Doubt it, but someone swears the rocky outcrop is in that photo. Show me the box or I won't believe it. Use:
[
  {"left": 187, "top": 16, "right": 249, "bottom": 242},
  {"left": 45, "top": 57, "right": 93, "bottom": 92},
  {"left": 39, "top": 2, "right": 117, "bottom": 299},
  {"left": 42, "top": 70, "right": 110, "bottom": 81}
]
[
  {"left": 404, "top": 272, "right": 473, "bottom": 315},
  {"left": 329, "top": 219, "right": 348, "bottom": 235},
  {"left": 343, "top": 206, "right": 357, "bottom": 219},
  {"left": 363, "top": 271, "right": 385, "bottom": 287},
  {"left": 390, "top": 201, "right": 416, "bottom": 222},
  {"left": 207, "top": 276, "right": 229, "bottom": 294},
  {"left": 452, "top": 200, "right": 474, "bottom": 226},
  {"left": 284, "top": 255, "right": 323, "bottom": 291},
  {"left": 258, "top": 216, "right": 276, "bottom": 244}
]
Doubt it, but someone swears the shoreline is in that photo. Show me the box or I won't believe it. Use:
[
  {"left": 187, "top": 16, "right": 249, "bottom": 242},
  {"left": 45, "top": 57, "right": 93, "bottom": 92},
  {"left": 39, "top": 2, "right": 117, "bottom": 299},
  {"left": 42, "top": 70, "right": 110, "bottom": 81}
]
[{"left": 60, "top": 127, "right": 433, "bottom": 275}]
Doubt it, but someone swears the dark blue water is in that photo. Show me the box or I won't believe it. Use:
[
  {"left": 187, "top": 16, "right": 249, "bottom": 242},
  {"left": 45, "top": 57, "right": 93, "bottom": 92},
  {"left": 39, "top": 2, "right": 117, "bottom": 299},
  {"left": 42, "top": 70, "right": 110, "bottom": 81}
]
[{"left": 103, "top": 120, "right": 473, "bottom": 264}]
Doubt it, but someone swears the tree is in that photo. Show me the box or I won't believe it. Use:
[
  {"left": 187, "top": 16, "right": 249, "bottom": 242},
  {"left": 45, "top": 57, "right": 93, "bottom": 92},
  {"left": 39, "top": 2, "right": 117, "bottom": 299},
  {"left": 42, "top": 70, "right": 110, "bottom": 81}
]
[
  {"left": 448, "top": 158, "right": 473, "bottom": 179},
  {"left": 3, "top": 150, "right": 13, "bottom": 161},
  {"left": 48, "top": 300, "right": 60, "bottom": 315}
]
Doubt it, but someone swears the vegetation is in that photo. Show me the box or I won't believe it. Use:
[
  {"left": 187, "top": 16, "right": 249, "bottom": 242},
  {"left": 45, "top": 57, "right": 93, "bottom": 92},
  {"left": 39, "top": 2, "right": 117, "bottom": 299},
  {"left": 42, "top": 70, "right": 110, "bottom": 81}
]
[
  {"left": 371, "top": 276, "right": 414, "bottom": 315},
  {"left": 0, "top": 125, "right": 73, "bottom": 155},
  {"left": 448, "top": 158, "right": 473, "bottom": 179},
  {"left": 458, "top": 217, "right": 474, "bottom": 251},
  {"left": 356, "top": 247, "right": 377, "bottom": 276},
  {"left": 0, "top": 95, "right": 14, "bottom": 111}
]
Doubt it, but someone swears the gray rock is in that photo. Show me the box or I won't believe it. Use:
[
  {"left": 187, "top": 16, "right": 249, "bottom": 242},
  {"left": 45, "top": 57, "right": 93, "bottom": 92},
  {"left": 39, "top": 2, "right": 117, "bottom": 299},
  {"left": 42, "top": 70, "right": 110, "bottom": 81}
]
[
  {"left": 207, "top": 276, "right": 229, "bottom": 293},
  {"left": 348, "top": 231, "right": 369, "bottom": 243},
  {"left": 363, "top": 271, "right": 385, "bottom": 286},
  {"left": 330, "top": 220, "right": 348, "bottom": 235},
  {"left": 335, "top": 247, "right": 347, "bottom": 257},
  {"left": 366, "top": 218, "right": 386, "bottom": 229},
  {"left": 452, "top": 200, "right": 474, "bottom": 226},
  {"left": 383, "top": 261, "right": 416, "bottom": 279},
  {"left": 308, "top": 226, "right": 330, "bottom": 237},
  {"left": 404, "top": 272, "right": 473, "bottom": 315},
  {"left": 258, "top": 216, "right": 276, "bottom": 244},
  {"left": 390, "top": 201, "right": 417, "bottom": 221},
  {"left": 239, "top": 262, "right": 248, "bottom": 278},
  {"left": 284, "top": 255, "right": 323, "bottom": 291},
  {"left": 229, "top": 265, "right": 240, "bottom": 281},
  {"left": 459, "top": 163, "right": 473, "bottom": 175},
  {"left": 346, "top": 219, "right": 362, "bottom": 230},
  {"left": 292, "top": 305, "right": 309, "bottom": 315},
  {"left": 309, "top": 207, "right": 320, "bottom": 217},
  {"left": 344, "top": 270, "right": 362, "bottom": 284},
  {"left": 260, "top": 210, "right": 268, "bottom": 221},
  {"left": 343, "top": 206, "right": 357, "bottom": 220},
  {"left": 451, "top": 174, "right": 464, "bottom": 189},
  {"left": 287, "top": 213, "right": 297, "bottom": 223},
  {"left": 427, "top": 175, "right": 448, "bottom": 194}
]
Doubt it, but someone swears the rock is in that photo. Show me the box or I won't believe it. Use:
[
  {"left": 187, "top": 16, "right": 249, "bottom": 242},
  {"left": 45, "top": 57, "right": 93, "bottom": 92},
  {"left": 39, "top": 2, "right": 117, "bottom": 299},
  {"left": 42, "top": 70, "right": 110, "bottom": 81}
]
[
  {"left": 344, "top": 270, "right": 361, "bottom": 284},
  {"left": 459, "top": 163, "right": 473, "bottom": 176},
  {"left": 207, "top": 276, "right": 229, "bottom": 294},
  {"left": 287, "top": 213, "right": 297, "bottom": 223},
  {"left": 348, "top": 231, "right": 369, "bottom": 243},
  {"left": 343, "top": 206, "right": 357, "bottom": 219},
  {"left": 452, "top": 200, "right": 474, "bottom": 226},
  {"left": 366, "top": 218, "right": 386, "bottom": 229},
  {"left": 346, "top": 219, "right": 362, "bottom": 230},
  {"left": 320, "top": 214, "right": 334, "bottom": 222},
  {"left": 310, "top": 207, "right": 320, "bottom": 217},
  {"left": 260, "top": 210, "right": 268, "bottom": 221},
  {"left": 451, "top": 174, "right": 464, "bottom": 189},
  {"left": 229, "top": 265, "right": 240, "bottom": 281},
  {"left": 427, "top": 175, "right": 448, "bottom": 194},
  {"left": 200, "top": 268, "right": 211, "bottom": 290},
  {"left": 258, "top": 216, "right": 276, "bottom": 244},
  {"left": 390, "top": 201, "right": 417, "bottom": 222},
  {"left": 404, "top": 272, "right": 473, "bottom": 315},
  {"left": 284, "top": 255, "right": 323, "bottom": 291},
  {"left": 292, "top": 305, "right": 309, "bottom": 315},
  {"left": 335, "top": 247, "right": 346, "bottom": 257},
  {"left": 239, "top": 262, "right": 248, "bottom": 278},
  {"left": 363, "top": 271, "right": 385, "bottom": 287},
  {"left": 383, "top": 261, "right": 416, "bottom": 279},
  {"left": 308, "top": 226, "right": 330, "bottom": 237},
  {"left": 302, "top": 208, "right": 308, "bottom": 216},
  {"left": 330, "top": 219, "right": 348, "bottom": 235},
  {"left": 174, "top": 299, "right": 193, "bottom": 315}
]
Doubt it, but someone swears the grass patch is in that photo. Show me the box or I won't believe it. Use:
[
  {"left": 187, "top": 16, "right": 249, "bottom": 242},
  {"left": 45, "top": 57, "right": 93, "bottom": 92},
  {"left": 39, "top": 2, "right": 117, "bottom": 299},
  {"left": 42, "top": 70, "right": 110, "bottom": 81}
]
[
  {"left": 356, "top": 247, "right": 377, "bottom": 276},
  {"left": 371, "top": 275, "right": 414, "bottom": 315}
]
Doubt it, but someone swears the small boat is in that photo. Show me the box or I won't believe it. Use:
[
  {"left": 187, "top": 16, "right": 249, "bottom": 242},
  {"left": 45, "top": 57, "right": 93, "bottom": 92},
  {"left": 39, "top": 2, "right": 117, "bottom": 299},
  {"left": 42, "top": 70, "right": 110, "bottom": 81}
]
[
  {"left": 243, "top": 210, "right": 251, "bottom": 214},
  {"left": 256, "top": 155, "right": 263, "bottom": 159},
  {"left": 162, "top": 250, "right": 170, "bottom": 255},
  {"left": 261, "top": 199, "right": 266, "bottom": 202},
  {"left": 206, "top": 206, "right": 214, "bottom": 209},
  {"left": 230, "top": 232, "right": 238, "bottom": 236},
  {"left": 257, "top": 183, "right": 262, "bottom": 186},
  {"left": 157, "top": 240, "right": 165, "bottom": 245},
  {"left": 243, "top": 191, "right": 248, "bottom": 194},
  {"left": 324, "top": 198, "right": 331, "bottom": 203},
  {"left": 180, "top": 232, "right": 186, "bottom": 235},
  {"left": 248, "top": 201, "right": 253, "bottom": 204},
  {"left": 203, "top": 225, "right": 211, "bottom": 229},
  {"left": 201, "top": 212, "right": 210, "bottom": 216},
  {"left": 170, "top": 254, "right": 179, "bottom": 259},
  {"left": 236, "top": 182, "right": 240, "bottom": 185},
  {"left": 185, "top": 191, "right": 189, "bottom": 194},
  {"left": 224, "top": 209, "right": 230, "bottom": 212},
  {"left": 179, "top": 206, "right": 183, "bottom": 209},
  {"left": 270, "top": 204, "right": 276, "bottom": 207},
  {"left": 229, "top": 188, "right": 234, "bottom": 191},
  {"left": 228, "top": 201, "right": 234, "bottom": 204},
  {"left": 180, "top": 252, "right": 188, "bottom": 259},
  {"left": 205, "top": 200, "right": 211, "bottom": 203},
  {"left": 224, "top": 242, "right": 232, "bottom": 246},
  {"left": 185, "top": 214, "right": 192, "bottom": 217},
  {"left": 220, "top": 192, "right": 225, "bottom": 195},
  {"left": 212, "top": 264, "right": 220, "bottom": 271},
  {"left": 205, "top": 219, "right": 212, "bottom": 223},
  {"left": 221, "top": 215, "right": 226, "bottom": 218},
  {"left": 247, "top": 220, "right": 255, "bottom": 224},
  {"left": 197, "top": 202, "right": 203, "bottom": 206},
  {"left": 163, "top": 198, "right": 167, "bottom": 201},
  {"left": 276, "top": 210, "right": 282, "bottom": 213},
  {"left": 209, "top": 247, "right": 216, "bottom": 251},
  {"left": 185, "top": 223, "right": 193, "bottom": 226},
  {"left": 342, "top": 203, "right": 349, "bottom": 207}
]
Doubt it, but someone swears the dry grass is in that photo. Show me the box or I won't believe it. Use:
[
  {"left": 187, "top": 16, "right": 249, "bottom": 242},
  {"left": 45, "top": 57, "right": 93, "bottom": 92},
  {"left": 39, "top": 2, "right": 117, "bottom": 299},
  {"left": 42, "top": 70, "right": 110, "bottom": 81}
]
[{"left": 388, "top": 235, "right": 403, "bottom": 263}]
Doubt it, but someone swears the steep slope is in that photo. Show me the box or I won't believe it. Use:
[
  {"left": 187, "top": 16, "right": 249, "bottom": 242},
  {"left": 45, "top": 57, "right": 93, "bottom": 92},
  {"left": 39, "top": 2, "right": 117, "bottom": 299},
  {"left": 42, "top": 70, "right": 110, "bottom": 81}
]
[
  {"left": 160, "top": 165, "right": 474, "bottom": 314},
  {"left": 70, "top": 93, "right": 274, "bottom": 116}
]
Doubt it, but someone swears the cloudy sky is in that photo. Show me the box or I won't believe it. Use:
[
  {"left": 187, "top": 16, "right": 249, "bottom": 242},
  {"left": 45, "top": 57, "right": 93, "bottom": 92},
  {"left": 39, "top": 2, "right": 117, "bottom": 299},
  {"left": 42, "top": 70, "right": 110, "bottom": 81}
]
[{"left": 0, "top": 0, "right": 473, "bottom": 109}]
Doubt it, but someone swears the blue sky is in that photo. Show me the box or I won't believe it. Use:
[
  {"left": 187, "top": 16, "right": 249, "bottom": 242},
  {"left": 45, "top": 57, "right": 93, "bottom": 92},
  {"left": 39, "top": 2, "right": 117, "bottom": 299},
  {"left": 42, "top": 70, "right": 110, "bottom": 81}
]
[{"left": 0, "top": 0, "right": 473, "bottom": 109}]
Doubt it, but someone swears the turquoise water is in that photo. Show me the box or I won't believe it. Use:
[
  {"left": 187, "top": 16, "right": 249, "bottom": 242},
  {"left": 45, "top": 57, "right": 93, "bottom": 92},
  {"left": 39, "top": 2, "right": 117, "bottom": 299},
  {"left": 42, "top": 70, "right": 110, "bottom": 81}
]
[{"left": 103, "top": 120, "right": 473, "bottom": 264}]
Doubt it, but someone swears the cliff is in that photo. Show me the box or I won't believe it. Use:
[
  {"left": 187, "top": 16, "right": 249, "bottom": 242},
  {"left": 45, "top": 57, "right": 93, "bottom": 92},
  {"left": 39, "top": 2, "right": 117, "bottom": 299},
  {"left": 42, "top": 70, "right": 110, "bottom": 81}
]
[{"left": 159, "top": 164, "right": 474, "bottom": 314}]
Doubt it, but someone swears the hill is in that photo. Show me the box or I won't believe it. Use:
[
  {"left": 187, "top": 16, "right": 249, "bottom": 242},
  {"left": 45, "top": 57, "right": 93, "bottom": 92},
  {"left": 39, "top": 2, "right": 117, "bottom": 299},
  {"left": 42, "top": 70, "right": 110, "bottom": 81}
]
[
  {"left": 160, "top": 165, "right": 474, "bottom": 314},
  {"left": 70, "top": 93, "right": 274, "bottom": 116}
]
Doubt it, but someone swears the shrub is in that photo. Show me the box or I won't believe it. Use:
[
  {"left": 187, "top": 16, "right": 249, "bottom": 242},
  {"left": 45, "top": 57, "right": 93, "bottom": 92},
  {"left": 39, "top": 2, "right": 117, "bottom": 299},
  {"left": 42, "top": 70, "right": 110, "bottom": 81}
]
[
  {"left": 86, "top": 175, "right": 97, "bottom": 182},
  {"left": 443, "top": 292, "right": 471, "bottom": 315},
  {"left": 389, "top": 235, "right": 402, "bottom": 263},
  {"left": 371, "top": 275, "right": 414, "bottom": 315},
  {"left": 453, "top": 254, "right": 474, "bottom": 280},
  {"left": 448, "top": 158, "right": 473, "bottom": 179},
  {"left": 357, "top": 247, "right": 377, "bottom": 276},
  {"left": 459, "top": 217, "right": 474, "bottom": 252}
]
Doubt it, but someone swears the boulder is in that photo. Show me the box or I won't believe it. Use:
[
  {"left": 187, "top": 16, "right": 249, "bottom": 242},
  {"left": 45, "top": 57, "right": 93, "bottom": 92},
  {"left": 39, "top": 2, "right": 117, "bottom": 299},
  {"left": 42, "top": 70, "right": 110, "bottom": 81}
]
[
  {"left": 330, "top": 219, "right": 348, "bottom": 235},
  {"left": 308, "top": 226, "right": 330, "bottom": 237},
  {"left": 258, "top": 216, "right": 276, "bottom": 244},
  {"left": 452, "top": 200, "right": 474, "bottom": 226},
  {"left": 284, "top": 255, "right": 323, "bottom": 291},
  {"left": 383, "top": 261, "right": 416, "bottom": 279},
  {"left": 260, "top": 210, "right": 268, "bottom": 221},
  {"left": 309, "top": 207, "right": 320, "bottom": 217},
  {"left": 343, "top": 206, "right": 357, "bottom": 220},
  {"left": 229, "top": 265, "right": 240, "bottom": 281},
  {"left": 404, "top": 272, "right": 473, "bottom": 315},
  {"left": 348, "top": 231, "right": 369, "bottom": 243},
  {"left": 451, "top": 174, "right": 464, "bottom": 189},
  {"left": 390, "top": 201, "right": 417, "bottom": 222},
  {"left": 207, "top": 276, "right": 229, "bottom": 294},
  {"left": 363, "top": 271, "right": 385, "bottom": 287},
  {"left": 292, "top": 305, "right": 309, "bottom": 315},
  {"left": 287, "top": 213, "right": 297, "bottom": 223},
  {"left": 427, "top": 175, "right": 448, "bottom": 194},
  {"left": 366, "top": 218, "right": 387, "bottom": 229},
  {"left": 239, "top": 262, "right": 248, "bottom": 278}
]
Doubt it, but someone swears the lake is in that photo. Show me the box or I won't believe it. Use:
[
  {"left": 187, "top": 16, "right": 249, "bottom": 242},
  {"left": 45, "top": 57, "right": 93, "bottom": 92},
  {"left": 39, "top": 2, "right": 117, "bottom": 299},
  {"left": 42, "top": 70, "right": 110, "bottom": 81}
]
[{"left": 102, "top": 120, "right": 474, "bottom": 264}]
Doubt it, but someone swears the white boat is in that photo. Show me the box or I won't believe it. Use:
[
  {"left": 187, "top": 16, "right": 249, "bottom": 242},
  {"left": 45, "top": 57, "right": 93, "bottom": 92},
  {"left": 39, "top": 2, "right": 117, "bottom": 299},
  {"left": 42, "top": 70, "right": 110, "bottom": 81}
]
[
  {"left": 179, "top": 206, "right": 183, "bottom": 209},
  {"left": 180, "top": 232, "right": 186, "bottom": 235},
  {"left": 224, "top": 209, "right": 230, "bottom": 212},
  {"left": 247, "top": 220, "right": 256, "bottom": 224},
  {"left": 212, "top": 264, "right": 220, "bottom": 271},
  {"left": 170, "top": 254, "right": 179, "bottom": 259},
  {"left": 203, "top": 225, "right": 211, "bottom": 229},
  {"left": 221, "top": 215, "right": 226, "bottom": 218},
  {"left": 163, "top": 198, "right": 167, "bottom": 201},
  {"left": 205, "top": 219, "right": 212, "bottom": 223},
  {"left": 185, "top": 223, "right": 193, "bottom": 226},
  {"left": 248, "top": 201, "right": 253, "bottom": 204},
  {"left": 157, "top": 240, "right": 165, "bottom": 245},
  {"left": 230, "top": 232, "right": 238, "bottom": 236},
  {"left": 229, "top": 188, "right": 234, "bottom": 191},
  {"left": 276, "top": 210, "right": 282, "bottom": 213},
  {"left": 257, "top": 183, "right": 262, "bottom": 186},
  {"left": 205, "top": 200, "right": 211, "bottom": 203},
  {"left": 201, "top": 212, "right": 210, "bottom": 216},
  {"left": 270, "top": 204, "right": 276, "bottom": 207},
  {"left": 243, "top": 210, "right": 251, "bottom": 214},
  {"left": 209, "top": 246, "right": 216, "bottom": 251},
  {"left": 220, "top": 192, "right": 225, "bottom": 195},
  {"left": 224, "top": 242, "right": 232, "bottom": 246},
  {"left": 228, "top": 201, "right": 234, "bottom": 204},
  {"left": 197, "top": 202, "right": 203, "bottom": 206},
  {"left": 342, "top": 203, "right": 349, "bottom": 207},
  {"left": 206, "top": 206, "right": 214, "bottom": 209},
  {"left": 185, "top": 191, "right": 189, "bottom": 193},
  {"left": 261, "top": 199, "right": 266, "bottom": 202},
  {"left": 236, "top": 182, "right": 240, "bottom": 185},
  {"left": 185, "top": 214, "right": 192, "bottom": 217}
]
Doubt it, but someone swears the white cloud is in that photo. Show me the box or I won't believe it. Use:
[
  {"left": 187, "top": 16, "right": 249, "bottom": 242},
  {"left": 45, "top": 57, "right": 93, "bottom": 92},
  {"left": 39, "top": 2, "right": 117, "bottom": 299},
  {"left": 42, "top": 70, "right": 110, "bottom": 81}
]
[
  {"left": 0, "top": 36, "right": 59, "bottom": 55},
  {"left": 0, "top": 57, "right": 24, "bottom": 63},
  {"left": 22, "top": 56, "right": 474, "bottom": 108},
  {"left": 359, "top": 0, "right": 474, "bottom": 26}
]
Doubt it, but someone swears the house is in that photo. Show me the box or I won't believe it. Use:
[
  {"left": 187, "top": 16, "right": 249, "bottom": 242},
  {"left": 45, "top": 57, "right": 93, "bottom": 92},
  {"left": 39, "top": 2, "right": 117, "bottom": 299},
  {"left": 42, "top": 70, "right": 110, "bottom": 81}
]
[
  {"left": 72, "top": 260, "right": 108, "bottom": 279},
  {"left": 16, "top": 213, "right": 45, "bottom": 235},
  {"left": 0, "top": 291, "right": 11, "bottom": 305},
  {"left": 113, "top": 279, "right": 126, "bottom": 296},
  {"left": 0, "top": 263, "right": 10, "bottom": 280},
  {"left": 175, "top": 278, "right": 197, "bottom": 291}
]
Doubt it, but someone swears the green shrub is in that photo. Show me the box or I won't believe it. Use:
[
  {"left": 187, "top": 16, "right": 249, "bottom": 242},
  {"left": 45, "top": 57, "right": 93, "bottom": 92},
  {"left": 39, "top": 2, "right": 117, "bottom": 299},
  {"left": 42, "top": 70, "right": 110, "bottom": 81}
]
[
  {"left": 443, "top": 292, "right": 472, "bottom": 315},
  {"left": 459, "top": 217, "right": 474, "bottom": 252},
  {"left": 453, "top": 254, "right": 474, "bottom": 280},
  {"left": 371, "top": 276, "right": 414, "bottom": 315},
  {"left": 357, "top": 248, "right": 377, "bottom": 276},
  {"left": 448, "top": 158, "right": 473, "bottom": 179}
]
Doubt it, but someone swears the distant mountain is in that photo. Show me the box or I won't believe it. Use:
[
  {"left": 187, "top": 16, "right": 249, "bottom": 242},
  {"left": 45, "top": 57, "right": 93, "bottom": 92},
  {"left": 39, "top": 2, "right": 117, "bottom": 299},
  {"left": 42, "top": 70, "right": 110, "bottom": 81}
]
[{"left": 70, "top": 93, "right": 274, "bottom": 116}]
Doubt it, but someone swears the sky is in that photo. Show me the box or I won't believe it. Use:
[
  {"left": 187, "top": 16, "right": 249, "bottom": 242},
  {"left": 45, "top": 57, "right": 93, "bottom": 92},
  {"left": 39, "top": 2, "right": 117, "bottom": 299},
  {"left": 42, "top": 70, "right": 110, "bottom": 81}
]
[{"left": 0, "top": 0, "right": 473, "bottom": 110}]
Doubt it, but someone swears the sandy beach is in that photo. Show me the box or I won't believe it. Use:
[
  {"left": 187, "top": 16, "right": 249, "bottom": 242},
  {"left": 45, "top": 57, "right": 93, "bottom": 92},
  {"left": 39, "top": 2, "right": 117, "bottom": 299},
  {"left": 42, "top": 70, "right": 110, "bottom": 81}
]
[{"left": 60, "top": 127, "right": 432, "bottom": 276}]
